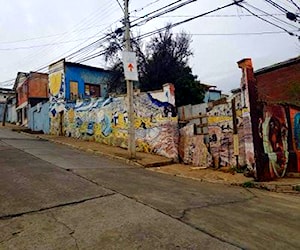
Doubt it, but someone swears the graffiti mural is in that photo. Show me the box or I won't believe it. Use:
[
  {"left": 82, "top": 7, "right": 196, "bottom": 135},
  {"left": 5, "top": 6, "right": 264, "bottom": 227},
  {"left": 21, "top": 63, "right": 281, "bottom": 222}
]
[
  {"left": 289, "top": 107, "right": 300, "bottom": 172},
  {"left": 49, "top": 59, "right": 65, "bottom": 135},
  {"left": 259, "top": 105, "right": 289, "bottom": 178},
  {"left": 179, "top": 124, "right": 211, "bottom": 167},
  {"left": 294, "top": 112, "right": 300, "bottom": 150},
  {"left": 50, "top": 83, "right": 178, "bottom": 160},
  {"left": 206, "top": 93, "right": 254, "bottom": 168}
]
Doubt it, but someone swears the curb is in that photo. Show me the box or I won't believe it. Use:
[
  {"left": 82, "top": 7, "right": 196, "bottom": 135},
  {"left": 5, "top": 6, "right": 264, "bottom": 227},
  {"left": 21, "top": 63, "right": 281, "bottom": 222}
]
[
  {"left": 14, "top": 130, "right": 300, "bottom": 194},
  {"left": 36, "top": 135, "right": 145, "bottom": 168}
]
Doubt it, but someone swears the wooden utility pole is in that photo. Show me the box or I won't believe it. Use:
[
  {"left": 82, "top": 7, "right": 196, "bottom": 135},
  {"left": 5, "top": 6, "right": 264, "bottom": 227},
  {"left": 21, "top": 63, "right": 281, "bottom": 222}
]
[{"left": 124, "top": 0, "right": 136, "bottom": 159}]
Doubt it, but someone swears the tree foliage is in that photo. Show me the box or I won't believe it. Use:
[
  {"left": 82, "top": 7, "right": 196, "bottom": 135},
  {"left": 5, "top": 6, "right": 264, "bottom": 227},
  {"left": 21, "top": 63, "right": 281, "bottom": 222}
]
[{"left": 102, "top": 25, "right": 205, "bottom": 106}]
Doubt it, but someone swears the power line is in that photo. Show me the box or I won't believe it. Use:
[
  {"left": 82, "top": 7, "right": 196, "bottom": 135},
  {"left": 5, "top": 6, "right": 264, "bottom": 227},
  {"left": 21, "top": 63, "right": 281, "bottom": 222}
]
[
  {"left": 187, "top": 30, "right": 297, "bottom": 36},
  {"left": 132, "top": 0, "right": 163, "bottom": 14},
  {"left": 132, "top": 13, "right": 285, "bottom": 18},
  {"left": 0, "top": 23, "right": 114, "bottom": 45},
  {"left": 0, "top": 35, "right": 107, "bottom": 51},
  {"left": 289, "top": 0, "right": 300, "bottom": 11},
  {"left": 263, "top": 0, "right": 290, "bottom": 13},
  {"left": 131, "top": 0, "right": 197, "bottom": 27},
  {"left": 79, "top": 0, "right": 246, "bottom": 63},
  {"left": 18, "top": 2, "right": 120, "bottom": 70},
  {"left": 115, "top": 0, "right": 124, "bottom": 12},
  {"left": 244, "top": 2, "right": 300, "bottom": 30},
  {"left": 236, "top": 2, "right": 299, "bottom": 38}
]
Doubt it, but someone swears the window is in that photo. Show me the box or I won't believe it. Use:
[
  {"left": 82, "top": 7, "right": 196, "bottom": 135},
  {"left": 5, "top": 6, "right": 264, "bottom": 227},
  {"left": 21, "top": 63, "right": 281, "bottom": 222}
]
[
  {"left": 70, "top": 81, "right": 78, "bottom": 100},
  {"left": 85, "top": 83, "right": 101, "bottom": 97}
]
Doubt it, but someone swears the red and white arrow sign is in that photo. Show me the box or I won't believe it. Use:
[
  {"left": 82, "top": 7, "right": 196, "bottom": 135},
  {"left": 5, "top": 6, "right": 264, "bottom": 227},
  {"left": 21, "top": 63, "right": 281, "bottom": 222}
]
[
  {"left": 128, "top": 63, "right": 134, "bottom": 72},
  {"left": 122, "top": 51, "right": 139, "bottom": 81}
]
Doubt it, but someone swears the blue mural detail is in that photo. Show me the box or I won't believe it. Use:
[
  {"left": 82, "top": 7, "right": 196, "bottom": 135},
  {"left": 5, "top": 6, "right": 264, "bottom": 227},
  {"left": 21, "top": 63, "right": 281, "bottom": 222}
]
[
  {"left": 294, "top": 113, "right": 300, "bottom": 150},
  {"left": 87, "top": 122, "right": 95, "bottom": 136},
  {"left": 101, "top": 114, "right": 112, "bottom": 137}
]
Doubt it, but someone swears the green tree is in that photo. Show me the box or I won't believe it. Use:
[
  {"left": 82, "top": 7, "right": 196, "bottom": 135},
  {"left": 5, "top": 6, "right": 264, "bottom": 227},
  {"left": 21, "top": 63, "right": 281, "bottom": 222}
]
[{"left": 102, "top": 25, "right": 205, "bottom": 106}]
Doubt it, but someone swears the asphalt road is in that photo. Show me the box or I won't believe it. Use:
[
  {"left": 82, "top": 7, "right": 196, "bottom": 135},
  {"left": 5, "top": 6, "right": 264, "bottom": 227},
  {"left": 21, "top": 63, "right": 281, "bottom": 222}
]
[{"left": 0, "top": 128, "right": 299, "bottom": 250}]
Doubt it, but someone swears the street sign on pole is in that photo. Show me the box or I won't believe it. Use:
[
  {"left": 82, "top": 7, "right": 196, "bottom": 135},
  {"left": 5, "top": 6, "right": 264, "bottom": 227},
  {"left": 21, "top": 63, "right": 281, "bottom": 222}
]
[{"left": 122, "top": 51, "right": 138, "bottom": 81}]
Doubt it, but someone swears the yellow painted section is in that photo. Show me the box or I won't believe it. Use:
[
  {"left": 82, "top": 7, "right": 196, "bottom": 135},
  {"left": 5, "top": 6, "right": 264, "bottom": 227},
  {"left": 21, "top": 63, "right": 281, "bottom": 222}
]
[
  {"left": 208, "top": 116, "right": 232, "bottom": 124},
  {"left": 49, "top": 72, "right": 62, "bottom": 96}
]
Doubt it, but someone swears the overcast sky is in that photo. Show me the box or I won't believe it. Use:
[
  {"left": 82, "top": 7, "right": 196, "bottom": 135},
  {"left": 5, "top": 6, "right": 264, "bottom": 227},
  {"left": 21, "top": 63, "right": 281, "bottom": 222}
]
[{"left": 0, "top": 0, "right": 299, "bottom": 93}]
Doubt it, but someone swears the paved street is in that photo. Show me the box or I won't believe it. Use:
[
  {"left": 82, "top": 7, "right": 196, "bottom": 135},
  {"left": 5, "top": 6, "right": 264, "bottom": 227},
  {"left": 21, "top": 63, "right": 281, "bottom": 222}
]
[{"left": 0, "top": 127, "right": 299, "bottom": 250}]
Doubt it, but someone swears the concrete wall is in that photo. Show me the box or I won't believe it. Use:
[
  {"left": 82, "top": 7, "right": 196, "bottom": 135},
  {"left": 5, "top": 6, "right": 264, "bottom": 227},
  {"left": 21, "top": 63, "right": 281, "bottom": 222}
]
[
  {"left": 7, "top": 99, "right": 17, "bottom": 123},
  {"left": 29, "top": 102, "right": 50, "bottom": 134},
  {"left": 207, "top": 93, "right": 254, "bottom": 168},
  {"left": 178, "top": 88, "right": 254, "bottom": 169},
  {"left": 179, "top": 124, "right": 211, "bottom": 167},
  {"left": 49, "top": 81, "right": 178, "bottom": 160}
]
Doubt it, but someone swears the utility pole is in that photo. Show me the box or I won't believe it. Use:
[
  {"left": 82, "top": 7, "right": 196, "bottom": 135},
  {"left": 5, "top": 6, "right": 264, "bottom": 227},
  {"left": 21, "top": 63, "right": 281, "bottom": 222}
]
[{"left": 124, "top": 0, "right": 136, "bottom": 159}]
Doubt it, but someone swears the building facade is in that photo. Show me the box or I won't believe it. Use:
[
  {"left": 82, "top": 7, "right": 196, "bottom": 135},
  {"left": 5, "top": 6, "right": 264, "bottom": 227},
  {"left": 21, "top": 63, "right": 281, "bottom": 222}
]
[
  {"left": 14, "top": 72, "right": 48, "bottom": 126},
  {"left": 49, "top": 59, "right": 111, "bottom": 136}
]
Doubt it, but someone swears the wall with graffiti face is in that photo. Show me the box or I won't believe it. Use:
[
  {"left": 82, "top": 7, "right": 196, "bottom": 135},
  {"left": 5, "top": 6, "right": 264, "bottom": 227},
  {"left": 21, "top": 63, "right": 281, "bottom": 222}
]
[
  {"left": 50, "top": 83, "right": 178, "bottom": 160},
  {"left": 258, "top": 105, "right": 289, "bottom": 178}
]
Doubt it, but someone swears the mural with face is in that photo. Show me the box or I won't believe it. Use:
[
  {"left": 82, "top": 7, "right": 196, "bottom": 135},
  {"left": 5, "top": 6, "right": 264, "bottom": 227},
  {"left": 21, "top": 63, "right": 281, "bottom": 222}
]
[{"left": 261, "top": 105, "right": 289, "bottom": 178}]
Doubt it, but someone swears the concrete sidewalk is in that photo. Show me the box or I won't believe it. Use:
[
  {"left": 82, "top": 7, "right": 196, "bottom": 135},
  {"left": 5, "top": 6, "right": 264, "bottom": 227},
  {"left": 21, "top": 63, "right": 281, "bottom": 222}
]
[{"left": 2, "top": 123, "right": 299, "bottom": 193}]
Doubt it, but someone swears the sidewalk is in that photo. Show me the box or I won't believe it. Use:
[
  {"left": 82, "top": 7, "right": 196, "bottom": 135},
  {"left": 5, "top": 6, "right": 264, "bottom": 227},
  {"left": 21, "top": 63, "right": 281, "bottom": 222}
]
[{"left": 2, "top": 123, "right": 299, "bottom": 193}]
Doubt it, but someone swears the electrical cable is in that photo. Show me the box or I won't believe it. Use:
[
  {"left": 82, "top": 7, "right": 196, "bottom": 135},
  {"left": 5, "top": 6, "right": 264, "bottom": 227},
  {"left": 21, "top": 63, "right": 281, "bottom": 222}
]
[
  {"left": 131, "top": 0, "right": 197, "bottom": 27},
  {"left": 244, "top": 2, "right": 300, "bottom": 29},
  {"left": 115, "top": 0, "right": 124, "bottom": 12},
  {"left": 236, "top": 3, "right": 299, "bottom": 38},
  {"left": 289, "top": 0, "right": 300, "bottom": 11}
]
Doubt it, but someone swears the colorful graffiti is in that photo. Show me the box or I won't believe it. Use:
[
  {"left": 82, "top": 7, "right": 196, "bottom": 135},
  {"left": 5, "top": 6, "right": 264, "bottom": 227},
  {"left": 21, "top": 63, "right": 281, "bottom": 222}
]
[
  {"left": 259, "top": 105, "right": 289, "bottom": 178},
  {"left": 179, "top": 124, "right": 211, "bottom": 167},
  {"left": 49, "top": 83, "right": 178, "bottom": 160},
  {"left": 206, "top": 93, "right": 254, "bottom": 168},
  {"left": 294, "top": 112, "right": 300, "bottom": 150},
  {"left": 49, "top": 60, "right": 65, "bottom": 135}
]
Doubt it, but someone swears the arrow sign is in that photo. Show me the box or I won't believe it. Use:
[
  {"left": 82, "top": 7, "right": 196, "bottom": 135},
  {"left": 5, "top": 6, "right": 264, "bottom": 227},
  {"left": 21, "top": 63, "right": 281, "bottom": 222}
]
[
  {"left": 122, "top": 51, "right": 139, "bottom": 81},
  {"left": 128, "top": 63, "right": 134, "bottom": 72}
]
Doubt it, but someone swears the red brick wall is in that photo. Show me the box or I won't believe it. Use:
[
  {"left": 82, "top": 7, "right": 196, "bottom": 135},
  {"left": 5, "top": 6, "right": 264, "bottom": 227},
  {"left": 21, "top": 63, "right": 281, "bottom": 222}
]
[
  {"left": 254, "top": 60, "right": 300, "bottom": 177},
  {"left": 28, "top": 73, "right": 48, "bottom": 98},
  {"left": 256, "top": 62, "right": 300, "bottom": 106}
]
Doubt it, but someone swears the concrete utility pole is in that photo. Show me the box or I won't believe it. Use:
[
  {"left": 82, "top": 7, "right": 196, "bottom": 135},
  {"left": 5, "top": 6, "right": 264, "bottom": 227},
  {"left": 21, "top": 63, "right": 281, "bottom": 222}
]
[{"left": 124, "top": 0, "right": 136, "bottom": 159}]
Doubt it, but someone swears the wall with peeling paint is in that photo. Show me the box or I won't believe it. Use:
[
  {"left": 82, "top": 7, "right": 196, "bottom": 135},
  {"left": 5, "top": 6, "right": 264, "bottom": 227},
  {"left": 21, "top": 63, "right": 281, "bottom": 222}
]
[
  {"left": 179, "top": 124, "right": 211, "bottom": 167},
  {"left": 206, "top": 92, "right": 254, "bottom": 168},
  {"left": 177, "top": 91, "right": 254, "bottom": 169}
]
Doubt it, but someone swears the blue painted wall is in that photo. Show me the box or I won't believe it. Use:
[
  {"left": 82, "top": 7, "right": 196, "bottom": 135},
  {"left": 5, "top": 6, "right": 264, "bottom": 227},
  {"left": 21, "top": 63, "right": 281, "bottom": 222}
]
[
  {"left": 29, "top": 102, "right": 50, "bottom": 134},
  {"left": 65, "top": 63, "right": 110, "bottom": 100},
  {"left": 7, "top": 99, "right": 17, "bottom": 123}
]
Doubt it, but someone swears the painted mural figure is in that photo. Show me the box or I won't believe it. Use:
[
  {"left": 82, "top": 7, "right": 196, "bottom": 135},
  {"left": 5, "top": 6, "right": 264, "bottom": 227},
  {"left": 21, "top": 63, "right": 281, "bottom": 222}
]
[{"left": 262, "top": 107, "right": 289, "bottom": 178}]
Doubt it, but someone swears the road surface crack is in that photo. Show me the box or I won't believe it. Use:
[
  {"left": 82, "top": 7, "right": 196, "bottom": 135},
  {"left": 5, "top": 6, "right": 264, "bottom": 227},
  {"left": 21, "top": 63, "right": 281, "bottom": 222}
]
[
  {"left": 179, "top": 195, "right": 256, "bottom": 220},
  {"left": 0, "top": 193, "right": 116, "bottom": 221},
  {"left": 50, "top": 212, "right": 79, "bottom": 250}
]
